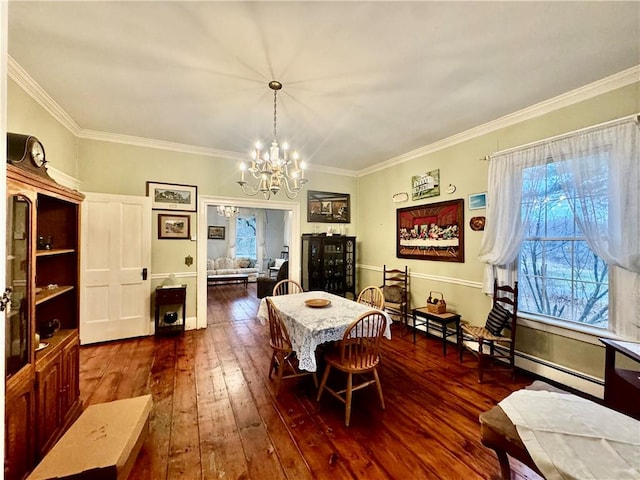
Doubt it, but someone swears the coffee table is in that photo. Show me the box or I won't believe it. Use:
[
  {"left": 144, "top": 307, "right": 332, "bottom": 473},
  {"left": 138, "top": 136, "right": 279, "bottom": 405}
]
[{"left": 207, "top": 273, "right": 249, "bottom": 288}]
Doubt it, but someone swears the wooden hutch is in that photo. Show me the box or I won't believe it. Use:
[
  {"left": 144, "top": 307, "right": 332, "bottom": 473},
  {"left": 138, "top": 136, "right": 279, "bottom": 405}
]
[{"left": 5, "top": 155, "right": 84, "bottom": 480}]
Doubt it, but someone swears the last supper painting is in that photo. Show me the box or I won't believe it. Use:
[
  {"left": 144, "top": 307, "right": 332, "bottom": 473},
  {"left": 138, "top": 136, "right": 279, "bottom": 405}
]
[{"left": 396, "top": 199, "right": 464, "bottom": 262}]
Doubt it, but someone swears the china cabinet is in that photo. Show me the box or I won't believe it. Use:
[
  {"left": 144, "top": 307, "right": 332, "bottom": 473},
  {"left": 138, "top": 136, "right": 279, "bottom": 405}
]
[
  {"left": 301, "top": 234, "right": 356, "bottom": 298},
  {"left": 5, "top": 162, "right": 84, "bottom": 480}
]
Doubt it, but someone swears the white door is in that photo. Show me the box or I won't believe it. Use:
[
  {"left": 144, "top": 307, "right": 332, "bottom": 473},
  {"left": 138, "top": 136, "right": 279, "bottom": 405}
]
[{"left": 80, "top": 192, "right": 151, "bottom": 344}]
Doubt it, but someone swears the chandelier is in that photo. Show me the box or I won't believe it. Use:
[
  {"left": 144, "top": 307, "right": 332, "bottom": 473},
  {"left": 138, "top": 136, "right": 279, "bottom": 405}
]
[
  {"left": 217, "top": 205, "right": 240, "bottom": 218},
  {"left": 238, "top": 80, "right": 308, "bottom": 199}
]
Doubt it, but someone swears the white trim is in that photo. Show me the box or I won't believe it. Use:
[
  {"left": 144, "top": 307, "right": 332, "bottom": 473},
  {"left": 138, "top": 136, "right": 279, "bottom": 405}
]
[
  {"left": 196, "top": 195, "right": 301, "bottom": 330},
  {"left": 357, "top": 65, "right": 640, "bottom": 177},
  {"left": 8, "top": 56, "right": 81, "bottom": 136},
  {"left": 518, "top": 314, "right": 622, "bottom": 347},
  {"left": 358, "top": 263, "right": 483, "bottom": 290},
  {"left": 47, "top": 166, "right": 81, "bottom": 191},
  {"left": 10, "top": 55, "right": 637, "bottom": 179}
]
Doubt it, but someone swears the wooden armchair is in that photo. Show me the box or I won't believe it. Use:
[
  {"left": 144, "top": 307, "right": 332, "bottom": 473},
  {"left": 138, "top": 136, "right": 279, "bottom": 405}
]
[{"left": 459, "top": 280, "right": 518, "bottom": 383}]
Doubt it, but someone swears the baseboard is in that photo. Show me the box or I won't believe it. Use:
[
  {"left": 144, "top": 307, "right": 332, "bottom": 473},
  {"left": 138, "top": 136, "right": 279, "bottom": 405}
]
[{"left": 413, "top": 322, "right": 605, "bottom": 399}]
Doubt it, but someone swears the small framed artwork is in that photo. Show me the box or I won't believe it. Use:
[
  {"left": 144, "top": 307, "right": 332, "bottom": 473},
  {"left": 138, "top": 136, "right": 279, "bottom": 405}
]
[
  {"left": 307, "top": 191, "right": 350, "bottom": 223},
  {"left": 158, "top": 214, "right": 190, "bottom": 239},
  {"left": 208, "top": 226, "right": 225, "bottom": 240},
  {"left": 396, "top": 198, "right": 464, "bottom": 263},
  {"left": 147, "top": 181, "right": 197, "bottom": 212},
  {"left": 468, "top": 192, "right": 487, "bottom": 210},
  {"left": 411, "top": 169, "right": 440, "bottom": 200}
]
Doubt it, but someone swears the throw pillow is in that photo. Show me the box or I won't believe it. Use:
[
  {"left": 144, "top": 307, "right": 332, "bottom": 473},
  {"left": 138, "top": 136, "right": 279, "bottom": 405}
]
[
  {"left": 485, "top": 303, "right": 512, "bottom": 336},
  {"left": 383, "top": 285, "right": 405, "bottom": 304},
  {"left": 237, "top": 258, "right": 250, "bottom": 268},
  {"left": 248, "top": 259, "right": 256, "bottom": 268},
  {"left": 274, "top": 258, "right": 286, "bottom": 269}
]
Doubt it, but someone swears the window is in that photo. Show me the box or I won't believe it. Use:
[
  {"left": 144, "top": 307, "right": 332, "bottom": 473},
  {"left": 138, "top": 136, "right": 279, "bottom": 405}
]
[
  {"left": 518, "top": 161, "right": 608, "bottom": 329},
  {"left": 236, "top": 214, "right": 257, "bottom": 259}
]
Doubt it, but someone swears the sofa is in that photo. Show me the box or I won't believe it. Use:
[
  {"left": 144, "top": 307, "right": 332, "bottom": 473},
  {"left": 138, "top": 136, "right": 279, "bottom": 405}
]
[{"left": 207, "top": 257, "right": 260, "bottom": 282}]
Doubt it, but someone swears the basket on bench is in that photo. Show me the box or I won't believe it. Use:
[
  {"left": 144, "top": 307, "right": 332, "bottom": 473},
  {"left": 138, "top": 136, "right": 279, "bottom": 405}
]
[{"left": 426, "top": 291, "right": 447, "bottom": 314}]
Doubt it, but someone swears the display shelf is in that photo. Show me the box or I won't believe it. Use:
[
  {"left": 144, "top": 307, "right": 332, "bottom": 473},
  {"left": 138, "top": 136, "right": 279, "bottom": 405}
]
[
  {"left": 35, "top": 285, "right": 74, "bottom": 305},
  {"left": 36, "top": 248, "right": 75, "bottom": 257}
]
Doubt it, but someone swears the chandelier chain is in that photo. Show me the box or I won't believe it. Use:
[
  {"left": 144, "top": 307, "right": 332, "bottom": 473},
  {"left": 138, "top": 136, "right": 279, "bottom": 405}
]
[{"left": 273, "top": 88, "right": 278, "bottom": 140}]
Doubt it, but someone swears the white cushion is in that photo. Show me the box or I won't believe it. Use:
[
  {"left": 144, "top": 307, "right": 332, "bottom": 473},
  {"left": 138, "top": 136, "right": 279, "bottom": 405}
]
[{"left": 274, "top": 258, "right": 286, "bottom": 268}]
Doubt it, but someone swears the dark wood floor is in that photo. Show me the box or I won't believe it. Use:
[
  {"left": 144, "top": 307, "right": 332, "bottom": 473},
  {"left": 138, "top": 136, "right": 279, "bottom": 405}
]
[{"left": 79, "top": 283, "right": 541, "bottom": 480}]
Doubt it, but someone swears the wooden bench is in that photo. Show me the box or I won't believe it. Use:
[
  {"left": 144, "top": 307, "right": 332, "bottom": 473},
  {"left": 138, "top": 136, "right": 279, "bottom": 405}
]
[{"left": 27, "top": 395, "right": 152, "bottom": 480}]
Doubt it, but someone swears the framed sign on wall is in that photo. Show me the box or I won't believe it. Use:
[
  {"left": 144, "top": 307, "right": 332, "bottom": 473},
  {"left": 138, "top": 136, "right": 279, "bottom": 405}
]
[
  {"left": 307, "top": 190, "right": 350, "bottom": 223},
  {"left": 396, "top": 198, "right": 464, "bottom": 262}
]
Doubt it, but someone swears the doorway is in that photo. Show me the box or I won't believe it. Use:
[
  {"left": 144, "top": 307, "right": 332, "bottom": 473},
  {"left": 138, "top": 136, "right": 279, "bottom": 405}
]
[{"left": 196, "top": 195, "right": 301, "bottom": 329}]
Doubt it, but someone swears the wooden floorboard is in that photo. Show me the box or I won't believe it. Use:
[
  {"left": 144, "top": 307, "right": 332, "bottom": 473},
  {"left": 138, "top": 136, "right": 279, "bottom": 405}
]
[{"left": 79, "top": 282, "right": 542, "bottom": 480}]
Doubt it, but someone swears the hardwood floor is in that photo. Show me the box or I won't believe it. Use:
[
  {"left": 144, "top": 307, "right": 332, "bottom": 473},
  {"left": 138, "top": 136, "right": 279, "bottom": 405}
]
[{"left": 79, "top": 283, "right": 540, "bottom": 480}]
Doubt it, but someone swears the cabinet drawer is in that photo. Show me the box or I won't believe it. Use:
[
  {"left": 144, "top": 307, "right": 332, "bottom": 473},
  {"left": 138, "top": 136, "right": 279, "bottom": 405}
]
[{"left": 156, "top": 288, "right": 186, "bottom": 305}]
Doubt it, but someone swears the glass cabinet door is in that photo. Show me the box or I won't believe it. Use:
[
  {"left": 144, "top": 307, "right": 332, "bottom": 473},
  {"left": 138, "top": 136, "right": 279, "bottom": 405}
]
[{"left": 6, "top": 194, "right": 32, "bottom": 379}]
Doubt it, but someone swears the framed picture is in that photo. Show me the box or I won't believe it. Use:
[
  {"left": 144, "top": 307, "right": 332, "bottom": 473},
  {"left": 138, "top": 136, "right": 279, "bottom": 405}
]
[
  {"left": 158, "top": 214, "right": 190, "bottom": 239},
  {"left": 411, "top": 169, "right": 440, "bottom": 200},
  {"left": 307, "top": 191, "right": 350, "bottom": 223},
  {"left": 396, "top": 199, "right": 464, "bottom": 262},
  {"left": 208, "top": 226, "right": 225, "bottom": 240},
  {"left": 147, "top": 181, "right": 197, "bottom": 212},
  {"left": 468, "top": 192, "right": 487, "bottom": 210}
]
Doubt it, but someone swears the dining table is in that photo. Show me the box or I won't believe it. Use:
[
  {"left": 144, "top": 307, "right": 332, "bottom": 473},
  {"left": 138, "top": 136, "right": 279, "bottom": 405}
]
[{"left": 257, "top": 291, "right": 392, "bottom": 372}]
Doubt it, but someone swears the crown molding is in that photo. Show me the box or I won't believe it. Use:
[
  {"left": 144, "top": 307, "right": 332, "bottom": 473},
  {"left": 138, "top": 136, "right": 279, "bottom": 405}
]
[
  {"left": 10, "top": 55, "right": 637, "bottom": 178},
  {"left": 8, "top": 55, "right": 81, "bottom": 136},
  {"left": 357, "top": 65, "right": 640, "bottom": 177},
  {"left": 78, "top": 129, "right": 245, "bottom": 161}
]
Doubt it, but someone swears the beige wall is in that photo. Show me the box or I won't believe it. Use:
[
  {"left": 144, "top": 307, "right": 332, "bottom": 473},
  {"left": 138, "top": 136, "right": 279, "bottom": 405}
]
[
  {"left": 356, "top": 82, "right": 639, "bottom": 381},
  {"left": 8, "top": 71, "right": 639, "bottom": 386}
]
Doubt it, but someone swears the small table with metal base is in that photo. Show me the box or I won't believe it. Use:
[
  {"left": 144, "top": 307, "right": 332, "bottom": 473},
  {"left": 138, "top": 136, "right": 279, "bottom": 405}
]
[{"left": 412, "top": 307, "right": 462, "bottom": 356}]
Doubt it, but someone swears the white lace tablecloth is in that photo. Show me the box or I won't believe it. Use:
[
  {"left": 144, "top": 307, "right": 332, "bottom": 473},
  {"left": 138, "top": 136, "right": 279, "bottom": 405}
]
[
  {"left": 499, "top": 389, "right": 640, "bottom": 480},
  {"left": 257, "top": 291, "right": 392, "bottom": 372}
]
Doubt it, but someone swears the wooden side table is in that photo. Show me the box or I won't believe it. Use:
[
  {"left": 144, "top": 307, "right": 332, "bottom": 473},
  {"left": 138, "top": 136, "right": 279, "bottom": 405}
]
[
  {"left": 155, "top": 285, "right": 186, "bottom": 335},
  {"left": 600, "top": 338, "right": 640, "bottom": 420},
  {"left": 412, "top": 307, "right": 461, "bottom": 356}
]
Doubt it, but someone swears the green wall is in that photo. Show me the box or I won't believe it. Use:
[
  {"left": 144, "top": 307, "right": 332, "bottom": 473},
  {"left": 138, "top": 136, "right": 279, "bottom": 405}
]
[
  {"left": 356, "top": 82, "right": 639, "bottom": 381},
  {"left": 8, "top": 73, "right": 639, "bottom": 386}
]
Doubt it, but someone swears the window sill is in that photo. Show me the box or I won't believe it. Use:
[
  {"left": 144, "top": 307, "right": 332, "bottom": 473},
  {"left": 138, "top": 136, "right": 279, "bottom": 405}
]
[{"left": 518, "top": 312, "right": 623, "bottom": 346}]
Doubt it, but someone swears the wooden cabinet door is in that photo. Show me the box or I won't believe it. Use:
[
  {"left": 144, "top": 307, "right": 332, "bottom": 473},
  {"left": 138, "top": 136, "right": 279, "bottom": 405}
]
[
  {"left": 5, "top": 369, "right": 36, "bottom": 480},
  {"left": 61, "top": 336, "right": 80, "bottom": 423},
  {"left": 35, "top": 354, "right": 62, "bottom": 458}
]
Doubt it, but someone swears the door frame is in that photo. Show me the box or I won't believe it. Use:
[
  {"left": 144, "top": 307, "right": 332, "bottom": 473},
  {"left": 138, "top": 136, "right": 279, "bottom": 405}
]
[{"left": 196, "top": 195, "right": 301, "bottom": 329}]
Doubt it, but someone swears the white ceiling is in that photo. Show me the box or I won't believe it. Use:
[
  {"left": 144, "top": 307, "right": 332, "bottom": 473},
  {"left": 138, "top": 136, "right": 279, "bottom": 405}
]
[{"left": 7, "top": 1, "right": 640, "bottom": 174}]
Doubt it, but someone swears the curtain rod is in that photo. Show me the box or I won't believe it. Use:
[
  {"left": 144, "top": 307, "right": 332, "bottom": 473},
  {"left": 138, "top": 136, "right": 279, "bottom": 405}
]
[{"left": 487, "top": 112, "right": 639, "bottom": 160}]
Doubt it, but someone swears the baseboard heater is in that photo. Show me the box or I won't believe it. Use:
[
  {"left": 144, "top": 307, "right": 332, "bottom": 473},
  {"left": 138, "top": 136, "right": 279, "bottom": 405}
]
[{"left": 414, "top": 322, "right": 605, "bottom": 398}]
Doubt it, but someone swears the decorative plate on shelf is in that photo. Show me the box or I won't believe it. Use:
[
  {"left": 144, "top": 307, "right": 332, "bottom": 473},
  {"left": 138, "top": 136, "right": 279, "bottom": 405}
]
[
  {"left": 305, "top": 299, "right": 331, "bottom": 308},
  {"left": 35, "top": 342, "right": 49, "bottom": 352}
]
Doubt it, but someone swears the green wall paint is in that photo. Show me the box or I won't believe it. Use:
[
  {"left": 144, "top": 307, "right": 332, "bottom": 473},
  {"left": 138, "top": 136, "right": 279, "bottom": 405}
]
[{"left": 7, "top": 72, "right": 638, "bottom": 384}]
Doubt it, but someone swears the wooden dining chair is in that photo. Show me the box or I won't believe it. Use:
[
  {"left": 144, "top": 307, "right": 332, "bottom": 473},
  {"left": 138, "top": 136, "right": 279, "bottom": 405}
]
[
  {"left": 273, "top": 279, "right": 303, "bottom": 296},
  {"left": 459, "top": 280, "right": 519, "bottom": 383},
  {"left": 266, "top": 298, "right": 317, "bottom": 396},
  {"left": 316, "top": 310, "right": 387, "bottom": 426},
  {"left": 356, "top": 286, "right": 385, "bottom": 310},
  {"left": 381, "top": 265, "right": 409, "bottom": 331}
]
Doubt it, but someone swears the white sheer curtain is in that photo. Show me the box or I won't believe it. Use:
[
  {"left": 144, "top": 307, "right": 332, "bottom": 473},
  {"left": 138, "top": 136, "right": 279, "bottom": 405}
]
[
  {"left": 478, "top": 144, "right": 549, "bottom": 291},
  {"left": 478, "top": 116, "right": 639, "bottom": 340},
  {"left": 255, "top": 209, "right": 266, "bottom": 271}
]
